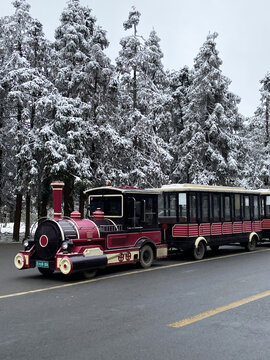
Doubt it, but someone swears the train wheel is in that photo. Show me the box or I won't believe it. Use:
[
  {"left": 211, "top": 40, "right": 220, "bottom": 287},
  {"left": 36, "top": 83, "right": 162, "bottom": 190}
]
[
  {"left": 139, "top": 245, "right": 154, "bottom": 268},
  {"left": 245, "top": 236, "right": 257, "bottom": 252},
  {"left": 83, "top": 270, "right": 97, "bottom": 279},
  {"left": 192, "top": 241, "right": 206, "bottom": 260},
  {"left": 38, "top": 267, "right": 54, "bottom": 276}
]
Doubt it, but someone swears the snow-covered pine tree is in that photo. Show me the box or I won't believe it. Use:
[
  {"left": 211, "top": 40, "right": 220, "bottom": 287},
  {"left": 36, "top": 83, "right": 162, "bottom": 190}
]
[
  {"left": 0, "top": 0, "right": 54, "bottom": 239},
  {"left": 33, "top": 91, "right": 93, "bottom": 216},
  {"left": 163, "top": 66, "right": 191, "bottom": 144},
  {"left": 245, "top": 73, "right": 270, "bottom": 188},
  {"left": 172, "top": 32, "right": 243, "bottom": 186},
  {"left": 53, "top": 0, "right": 123, "bottom": 207},
  {"left": 116, "top": 9, "right": 172, "bottom": 187},
  {"left": 239, "top": 115, "right": 264, "bottom": 189}
]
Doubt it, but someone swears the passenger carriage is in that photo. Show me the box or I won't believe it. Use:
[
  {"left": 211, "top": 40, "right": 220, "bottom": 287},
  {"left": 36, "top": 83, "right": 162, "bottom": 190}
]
[{"left": 158, "top": 184, "right": 263, "bottom": 260}]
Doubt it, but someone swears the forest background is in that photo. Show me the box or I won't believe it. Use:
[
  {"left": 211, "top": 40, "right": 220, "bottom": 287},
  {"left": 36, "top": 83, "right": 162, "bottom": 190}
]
[{"left": 0, "top": 0, "right": 269, "bottom": 240}]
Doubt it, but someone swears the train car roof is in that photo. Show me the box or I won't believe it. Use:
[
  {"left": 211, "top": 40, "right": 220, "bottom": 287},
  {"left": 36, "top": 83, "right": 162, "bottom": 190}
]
[
  {"left": 158, "top": 183, "right": 260, "bottom": 194},
  {"left": 258, "top": 189, "right": 270, "bottom": 194},
  {"left": 84, "top": 186, "right": 160, "bottom": 195}
]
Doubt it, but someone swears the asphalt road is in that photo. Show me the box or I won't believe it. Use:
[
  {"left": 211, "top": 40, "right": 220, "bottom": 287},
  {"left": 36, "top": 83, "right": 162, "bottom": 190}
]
[{"left": 2, "top": 243, "right": 270, "bottom": 360}]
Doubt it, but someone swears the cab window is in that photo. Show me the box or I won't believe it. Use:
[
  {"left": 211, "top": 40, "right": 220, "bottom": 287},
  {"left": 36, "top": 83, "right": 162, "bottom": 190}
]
[{"left": 89, "top": 195, "right": 122, "bottom": 217}]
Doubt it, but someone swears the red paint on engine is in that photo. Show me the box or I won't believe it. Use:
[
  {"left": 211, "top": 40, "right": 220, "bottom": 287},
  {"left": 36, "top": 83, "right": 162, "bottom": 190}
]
[
  {"left": 51, "top": 181, "right": 65, "bottom": 220},
  {"left": 93, "top": 209, "right": 104, "bottom": 220},
  {"left": 69, "top": 218, "right": 100, "bottom": 240}
]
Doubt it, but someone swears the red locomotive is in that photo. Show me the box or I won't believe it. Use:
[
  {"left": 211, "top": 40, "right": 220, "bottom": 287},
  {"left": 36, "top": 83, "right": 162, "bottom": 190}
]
[{"left": 14, "top": 181, "right": 168, "bottom": 276}]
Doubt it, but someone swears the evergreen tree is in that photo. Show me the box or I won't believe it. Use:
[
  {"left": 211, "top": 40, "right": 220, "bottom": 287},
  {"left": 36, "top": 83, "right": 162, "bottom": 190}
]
[
  {"left": 116, "top": 8, "right": 172, "bottom": 187},
  {"left": 0, "top": 0, "right": 53, "bottom": 238},
  {"left": 53, "top": 0, "right": 123, "bottom": 199},
  {"left": 172, "top": 32, "right": 243, "bottom": 186},
  {"left": 245, "top": 73, "right": 270, "bottom": 188},
  {"left": 163, "top": 66, "right": 191, "bottom": 143}
]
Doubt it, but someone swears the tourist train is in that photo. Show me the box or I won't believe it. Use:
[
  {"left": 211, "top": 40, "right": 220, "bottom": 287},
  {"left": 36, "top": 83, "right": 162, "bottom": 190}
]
[{"left": 14, "top": 181, "right": 270, "bottom": 277}]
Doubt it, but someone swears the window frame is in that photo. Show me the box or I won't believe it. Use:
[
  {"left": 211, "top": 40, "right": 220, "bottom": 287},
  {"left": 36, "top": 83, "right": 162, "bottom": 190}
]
[
  {"left": 223, "top": 194, "right": 232, "bottom": 222},
  {"left": 201, "top": 192, "right": 210, "bottom": 223},
  {"left": 178, "top": 192, "right": 187, "bottom": 223},
  {"left": 243, "top": 195, "right": 251, "bottom": 221},
  {"left": 212, "top": 193, "right": 221, "bottom": 222},
  {"left": 188, "top": 192, "right": 198, "bottom": 223},
  {"left": 234, "top": 193, "right": 242, "bottom": 221}
]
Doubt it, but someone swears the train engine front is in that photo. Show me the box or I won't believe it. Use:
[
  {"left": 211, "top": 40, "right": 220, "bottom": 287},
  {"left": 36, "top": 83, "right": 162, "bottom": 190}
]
[{"left": 14, "top": 181, "right": 108, "bottom": 276}]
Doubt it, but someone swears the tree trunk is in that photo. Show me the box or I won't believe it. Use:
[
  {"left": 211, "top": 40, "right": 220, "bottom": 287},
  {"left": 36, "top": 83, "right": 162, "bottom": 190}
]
[
  {"left": 25, "top": 193, "right": 31, "bottom": 239},
  {"left": 133, "top": 66, "right": 137, "bottom": 109},
  {"left": 79, "top": 189, "right": 85, "bottom": 219},
  {"left": 265, "top": 100, "right": 269, "bottom": 146},
  {"left": 38, "top": 178, "right": 50, "bottom": 220},
  {"left": 63, "top": 179, "right": 74, "bottom": 217},
  {"left": 13, "top": 193, "right": 23, "bottom": 242}
]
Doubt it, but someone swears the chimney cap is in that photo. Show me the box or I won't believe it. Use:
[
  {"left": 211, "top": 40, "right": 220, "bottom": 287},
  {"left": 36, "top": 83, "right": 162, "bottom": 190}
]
[{"left": 51, "top": 181, "right": 65, "bottom": 187}]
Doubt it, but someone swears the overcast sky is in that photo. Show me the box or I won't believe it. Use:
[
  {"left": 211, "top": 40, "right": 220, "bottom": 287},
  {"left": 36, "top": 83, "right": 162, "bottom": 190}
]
[{"left": 1, "top": 0, "right": 270, "bottom": 117}]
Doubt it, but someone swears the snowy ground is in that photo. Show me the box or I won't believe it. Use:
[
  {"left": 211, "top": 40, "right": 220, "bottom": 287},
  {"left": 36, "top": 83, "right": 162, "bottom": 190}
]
[{"left": 0, "top": 223, "right": 25, "bottom": 243}]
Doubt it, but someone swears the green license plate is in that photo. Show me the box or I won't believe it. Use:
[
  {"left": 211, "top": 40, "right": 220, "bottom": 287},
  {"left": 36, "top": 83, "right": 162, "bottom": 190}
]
[{"left": 36, "top": 260, "right": 49, "bottom": 268}]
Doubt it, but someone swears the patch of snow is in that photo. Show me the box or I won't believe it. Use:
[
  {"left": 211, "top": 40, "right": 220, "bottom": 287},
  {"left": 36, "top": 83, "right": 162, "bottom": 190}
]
[{"left": 0, "top": 223, "right": 25, "bottom": 243}]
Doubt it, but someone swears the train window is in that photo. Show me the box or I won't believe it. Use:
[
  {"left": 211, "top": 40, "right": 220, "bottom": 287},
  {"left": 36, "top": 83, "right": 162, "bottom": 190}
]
[
  {"left": 253, "top": 196, "right": 259, "bottom": 220},
  {"left": 265, "top": 196, "right": 270, "bottom": 218},
  {"left": 163, "top": 193, "right": 176, "bottom": 217},
  {"left": 212, "top": 194, "right": 221, "bottom": 222},
  {"left": 224, "top": 195, "right": 231, "bottom": 221},
  {"left": 189, "top": 193, "right": 197, "bottom": 223},
  {"left": 89, "top": 195, "right": 122, "bottom": 217},
  {"left": 244, "top": 195, "right": 250, "bottom": 220},
  {"left": 201, "top": 194, "right": 209, "bottom": 222},
  {"left": 158, "top": 195, "right": 164, "bottom": 216},
  {"left": 234, "top": 194, "right": 241, "bottom": 221},
  {"left": 127, "top": 198, "right": 141, "bottom": 227},
  {"left": 261, "top": 197, "right": 265, "bottom": 218},
  {"left": 144, "top": 198, "right": 157, "bottom": 226},
  {"left": 178, "top": 193, "right": 187, "bottom": 222}
]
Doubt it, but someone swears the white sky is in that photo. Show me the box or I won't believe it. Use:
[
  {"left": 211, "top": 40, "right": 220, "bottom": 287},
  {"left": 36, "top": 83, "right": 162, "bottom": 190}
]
[{"left": 1, "top": 0, "right": 270, "bottom": 117}]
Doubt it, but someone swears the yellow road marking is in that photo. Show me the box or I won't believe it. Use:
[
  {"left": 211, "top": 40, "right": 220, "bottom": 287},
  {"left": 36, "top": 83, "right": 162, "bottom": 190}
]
[
  {"left": 169, "top": 289, "right": 270, "bottom": 328},
  {"left": 1, "top": 247, "right": 270, "bottom": 300}
]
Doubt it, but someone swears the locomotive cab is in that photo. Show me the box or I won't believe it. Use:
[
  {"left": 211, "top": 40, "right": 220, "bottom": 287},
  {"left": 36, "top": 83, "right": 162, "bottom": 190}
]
[{"left": 85, "top": 186, "right": 160, "bottom": 232}]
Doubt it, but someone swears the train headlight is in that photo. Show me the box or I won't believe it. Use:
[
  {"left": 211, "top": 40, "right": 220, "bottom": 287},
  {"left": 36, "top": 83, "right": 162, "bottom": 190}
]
[
  {"left": 62, "top": 240, "right": 73, "bottom": 252},
  {"left": 23, "top": 239, "right": 34, "bottom": 250},
  {"left": 23, "top": 240, "right": 29, "bottom": 248},
  {"left": 62, "top": 241, "right": 69, "bottom": 250}
]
